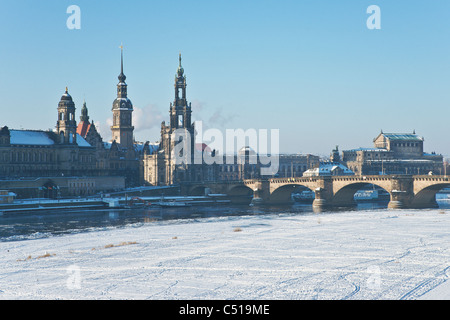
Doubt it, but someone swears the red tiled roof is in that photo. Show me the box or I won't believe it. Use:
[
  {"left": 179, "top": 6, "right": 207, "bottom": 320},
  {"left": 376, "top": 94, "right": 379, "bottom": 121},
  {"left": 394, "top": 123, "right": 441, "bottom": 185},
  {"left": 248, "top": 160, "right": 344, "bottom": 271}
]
[{"left": 77, "top": 121, "right": 91, "bottom": 137}]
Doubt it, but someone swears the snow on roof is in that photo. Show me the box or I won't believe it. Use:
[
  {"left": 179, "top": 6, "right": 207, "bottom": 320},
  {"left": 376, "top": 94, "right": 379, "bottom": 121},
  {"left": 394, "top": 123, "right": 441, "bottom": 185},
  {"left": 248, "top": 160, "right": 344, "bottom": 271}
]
[
  {"left": 148, "top": 143, "right": 159, "bottom": 154},
  {"left": 134, "top": 142, "right": 159, "bottom": 154},
  {"left": 381, "top": 133, "right": 423, "bottom": 141},
  {"left": 303, "top": 162, "right": 354, "bottom": 176},
  {"left": 10, "top": 130, "right": 55, "bottom": 146},
  {"left": 9, "top": 130, "right": 91, "bottom": 147},
  {"left": 76, "top": 134, "right": 92, "bottom": 147}
]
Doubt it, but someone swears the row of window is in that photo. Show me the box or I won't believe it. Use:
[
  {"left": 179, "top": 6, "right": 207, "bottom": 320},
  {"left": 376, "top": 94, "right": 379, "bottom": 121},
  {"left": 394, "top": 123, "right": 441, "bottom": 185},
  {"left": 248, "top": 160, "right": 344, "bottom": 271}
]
[
  {"left": 361, "top": 152, "right": 389, "bottom": 158},
  {"left": 0, "top": 152, "right": 55, "bottom": 163},
  {"left": 59, "top": 112, "right": 75, "bottom": 121},
  {"left": 218, "top": 164, "right": 308, "bottom": 173},
  {"left": 0, "top": 152, "right": 94, "bottom": 163},
  {"left": 391, "top": 142, "right": 420, "bottom": 148},
  {"left": 0, "top": 166, "right": 102, "bottom": 174},
  {"left": 69, "top": 182, "right": 95, "bottom": 188},
  {"left": 0, "top": 165, "right": 57, "bottom": 174}
]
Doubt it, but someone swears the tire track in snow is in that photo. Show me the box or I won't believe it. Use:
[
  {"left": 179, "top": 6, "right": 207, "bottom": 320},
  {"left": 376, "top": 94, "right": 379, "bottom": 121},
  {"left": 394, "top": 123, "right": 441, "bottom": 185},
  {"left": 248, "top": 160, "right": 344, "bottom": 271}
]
[{"left": 400, "top": 266, "right": 450, "bottom": 300}]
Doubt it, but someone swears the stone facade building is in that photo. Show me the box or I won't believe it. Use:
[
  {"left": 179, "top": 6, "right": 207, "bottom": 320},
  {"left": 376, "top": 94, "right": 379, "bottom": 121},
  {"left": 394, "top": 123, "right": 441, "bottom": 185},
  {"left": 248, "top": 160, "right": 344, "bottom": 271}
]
[
  {"left": 142, "top": 55, "right": 217, "bottom": 186},
  {"left": 0, "top": 89, "right": 98, "bottom": 180},
  {"left": 341, "top": 132, "right": 443, "bottom": 175},
  {"left": 141, "top": 56, "right": 321, "bottom": 186},
  {"left": 0, "top": 48, "right": 141, "bottom": 197},
  {"left": 216, "top": 151, "right": 320, "bottom": 181}
]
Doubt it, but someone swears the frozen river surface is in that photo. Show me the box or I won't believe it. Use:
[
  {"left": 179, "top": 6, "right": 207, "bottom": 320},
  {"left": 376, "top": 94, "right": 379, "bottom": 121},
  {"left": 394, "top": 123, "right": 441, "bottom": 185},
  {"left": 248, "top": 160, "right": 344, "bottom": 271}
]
[{"left": 0, "top": 205, "right": 449, "bottom": 300}]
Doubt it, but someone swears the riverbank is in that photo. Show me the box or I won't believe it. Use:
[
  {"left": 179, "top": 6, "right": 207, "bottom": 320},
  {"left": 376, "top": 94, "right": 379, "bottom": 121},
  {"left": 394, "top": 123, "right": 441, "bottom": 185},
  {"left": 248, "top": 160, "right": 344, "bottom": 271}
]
[
  {"left": 0, "top": 208, "right": 449, "bottom": 299},
  {"left": 0, "top": 194, "right": 230, "bottom": 214}
]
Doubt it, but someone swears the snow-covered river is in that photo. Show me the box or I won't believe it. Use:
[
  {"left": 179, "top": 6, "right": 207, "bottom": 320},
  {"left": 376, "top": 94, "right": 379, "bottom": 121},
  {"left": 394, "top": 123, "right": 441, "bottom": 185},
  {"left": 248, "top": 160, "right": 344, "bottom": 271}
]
[{"left": 0, "top": 203, "right": 449, "bottom": 300}]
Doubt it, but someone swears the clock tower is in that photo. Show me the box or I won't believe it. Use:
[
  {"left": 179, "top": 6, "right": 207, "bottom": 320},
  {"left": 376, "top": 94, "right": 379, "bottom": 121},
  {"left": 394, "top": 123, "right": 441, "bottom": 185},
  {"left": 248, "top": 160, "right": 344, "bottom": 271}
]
[{"left": 110, "top": 45, "right": 134, "bottom": 154}]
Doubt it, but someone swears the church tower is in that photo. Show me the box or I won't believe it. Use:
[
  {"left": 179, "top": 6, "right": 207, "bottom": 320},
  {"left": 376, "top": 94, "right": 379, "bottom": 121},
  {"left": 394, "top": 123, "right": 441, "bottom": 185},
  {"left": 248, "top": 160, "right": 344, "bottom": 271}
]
[
  {"left": 170, "top": 53, "right": 193, "bottom": 131},
  {"left": 143, "top": 53, "right": 216, "bottom": 186},
  {"left": 56, "top": 87, "right": 77, "bottom": 144},
  {"left": 158, "top": 54, "right": 196, "bottom": 184},
  {"left": 111, "top": 45, "right": 134, "bottom": 152}
]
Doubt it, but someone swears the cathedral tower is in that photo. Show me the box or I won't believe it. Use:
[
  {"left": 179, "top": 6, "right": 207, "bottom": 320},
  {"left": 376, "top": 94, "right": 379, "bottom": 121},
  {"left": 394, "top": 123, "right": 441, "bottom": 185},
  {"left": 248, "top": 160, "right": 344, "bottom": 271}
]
[
  {"left": 170, "top": 53, "right": 193, "bottom": 131},
  {"left": 111, "top": 45, "right": 134, "bottom": 152},
  {"left": 159, "top": 54, "right": 196, "bottom": 183},
  {"left": 56, "top": 87, "right": 77, "bottom": 144}
]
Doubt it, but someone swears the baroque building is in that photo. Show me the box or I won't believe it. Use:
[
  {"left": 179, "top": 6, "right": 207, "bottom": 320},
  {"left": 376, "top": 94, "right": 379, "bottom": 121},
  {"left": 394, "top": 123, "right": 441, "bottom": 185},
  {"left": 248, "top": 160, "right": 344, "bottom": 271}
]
[
  {"left": 0, "top": 48, "right": 141, "bottom": 198},
  {"left": 0, "top": 89, "right": 97, "bottom": 179},
  {"left": 142, "top": 54, "right": 216, "bottom": 186},
  {"left": 141, "top": 55, "right": 320, "bottom": 186},
  {"left": 341, "top": 131, "right": 444, "bottom": 175},
  {"left": 141, "top": 55, "right": 324, "bottom": 185}
]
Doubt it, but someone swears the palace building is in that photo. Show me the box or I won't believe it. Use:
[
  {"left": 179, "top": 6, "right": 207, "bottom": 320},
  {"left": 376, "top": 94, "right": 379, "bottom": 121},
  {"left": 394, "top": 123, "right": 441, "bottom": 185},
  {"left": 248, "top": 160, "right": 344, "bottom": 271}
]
[{"left": 0, "top": 48, "right": 142, "bottom": 197}]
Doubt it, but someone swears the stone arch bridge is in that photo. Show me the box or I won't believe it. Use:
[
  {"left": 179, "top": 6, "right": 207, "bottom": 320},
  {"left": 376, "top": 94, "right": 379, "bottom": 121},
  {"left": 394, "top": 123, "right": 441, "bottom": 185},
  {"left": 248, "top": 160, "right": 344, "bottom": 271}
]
[{"left": 181, "top": 175, "right": 450, "bottom": 209}]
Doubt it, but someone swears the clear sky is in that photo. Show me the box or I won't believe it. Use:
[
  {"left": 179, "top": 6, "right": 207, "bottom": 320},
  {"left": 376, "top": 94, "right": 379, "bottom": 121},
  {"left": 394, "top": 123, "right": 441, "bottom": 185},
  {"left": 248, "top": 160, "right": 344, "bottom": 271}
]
[{"left": 1, "top": 0, "right": 450, "bottom": 157}]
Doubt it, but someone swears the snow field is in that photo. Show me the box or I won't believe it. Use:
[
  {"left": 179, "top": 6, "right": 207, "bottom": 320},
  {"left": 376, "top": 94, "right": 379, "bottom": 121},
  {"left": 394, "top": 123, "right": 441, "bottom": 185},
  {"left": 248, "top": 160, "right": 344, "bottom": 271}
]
[{"left": 0, "top": 210, "right": 449, "bottom": 300}]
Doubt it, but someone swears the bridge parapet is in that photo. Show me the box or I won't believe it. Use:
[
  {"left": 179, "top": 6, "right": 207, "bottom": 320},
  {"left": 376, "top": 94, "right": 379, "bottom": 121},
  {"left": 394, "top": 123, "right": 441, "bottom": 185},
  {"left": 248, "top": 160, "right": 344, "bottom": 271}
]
[
  {"left": 413, "top": 175, "right": 450, "bottom": 182},
  {"left": 180, "top": 175, "right": 450, "bottom": 209},
  {"left": 269, "top": 177, "right": 320, "bottom": 184}
]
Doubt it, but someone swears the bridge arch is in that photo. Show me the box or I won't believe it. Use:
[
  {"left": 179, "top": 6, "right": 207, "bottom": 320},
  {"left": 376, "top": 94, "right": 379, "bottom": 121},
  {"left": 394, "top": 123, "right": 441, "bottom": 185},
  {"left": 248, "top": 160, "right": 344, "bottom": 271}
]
[
  {"left": 188, "top": 185, "right": 209, "bottom": 196},
  {"left": 227, "top": 184, "right": 254, "bottom": 204},
  {"left": 412, "top": 182, "right": 450, "bottom": 208},
  {"left": 270, "top": 184, "right": 315, "bottom": 204},
  {"left": 332, "top": 182, "right": 391, "bottom": 207}
]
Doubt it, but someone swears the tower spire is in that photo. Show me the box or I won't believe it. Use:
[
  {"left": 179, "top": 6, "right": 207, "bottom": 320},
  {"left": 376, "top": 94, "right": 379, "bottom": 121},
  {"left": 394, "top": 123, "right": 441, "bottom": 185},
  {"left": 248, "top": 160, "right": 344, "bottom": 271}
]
[
  {"left": 121, "top": 44, "right": 123, "bottom": 74},
  {"left": 111, "top": 45, "right": 134, "bottom": 151},
  {"left": 177, "top": 52, "right": 184, "bottom": 77},
  {"left": 118, "top": 43, "right": 126, "bottom": 83},
  {"left": 171, "top": 53, "right": 191, "bottom": 130},
  {"left": 80, "top": 100, "right": 89, "bottom": 122}
]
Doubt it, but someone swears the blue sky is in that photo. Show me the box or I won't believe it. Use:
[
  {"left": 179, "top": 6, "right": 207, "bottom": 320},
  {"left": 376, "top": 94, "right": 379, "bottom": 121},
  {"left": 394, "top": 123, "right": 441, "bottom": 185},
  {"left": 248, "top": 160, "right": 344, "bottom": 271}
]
[{"left": 1, "top": 0, "right": 450, "bottom": 157}]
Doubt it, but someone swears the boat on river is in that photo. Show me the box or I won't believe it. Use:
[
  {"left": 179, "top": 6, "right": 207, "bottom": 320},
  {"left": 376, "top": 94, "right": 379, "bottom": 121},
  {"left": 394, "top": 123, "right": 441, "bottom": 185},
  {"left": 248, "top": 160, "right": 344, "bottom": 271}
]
[{"left": 354, "top": 187, "right": 390, "bottom": 202}]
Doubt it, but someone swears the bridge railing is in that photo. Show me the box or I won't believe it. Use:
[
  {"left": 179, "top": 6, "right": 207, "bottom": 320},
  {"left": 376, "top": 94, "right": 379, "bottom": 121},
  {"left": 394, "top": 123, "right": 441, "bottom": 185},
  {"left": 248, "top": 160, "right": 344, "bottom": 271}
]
[
  {"left": 413, "top": 175, "right": 450, "bottom": 182},
  {"left": 268, "top": 177, "right": 319, "bottom": 183},
  {"left": 331, "top": 175, "right": 391, "bottom": 182}
]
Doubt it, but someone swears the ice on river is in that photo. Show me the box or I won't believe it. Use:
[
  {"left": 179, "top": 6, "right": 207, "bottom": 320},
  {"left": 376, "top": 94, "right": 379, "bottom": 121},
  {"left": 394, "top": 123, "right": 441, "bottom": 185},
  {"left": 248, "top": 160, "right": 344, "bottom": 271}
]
[{"left": 0, "top": 209, "right": 449, "bottom": 300}]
